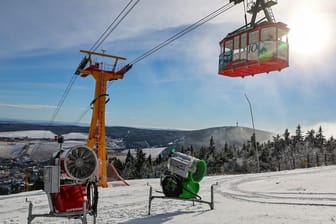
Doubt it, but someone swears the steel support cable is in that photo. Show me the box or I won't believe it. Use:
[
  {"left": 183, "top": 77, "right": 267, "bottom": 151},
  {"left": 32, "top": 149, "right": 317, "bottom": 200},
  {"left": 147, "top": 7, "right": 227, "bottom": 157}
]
[
  {"left": 49, "top": 74, "right": 77, "bottom": 125},
  {"left": 49, "top": 0, "right": 139, "bottom": 126},
  {"left": 74, "top": 1, "right": 139, "bottom": 124},
  {"left": 92, "top": 1, "right": 139, "bottom": 51},
  {"left": 90, "top": 0, "right": 135, "bottom": 51},
  {"left": 129, "top": 2, "right": 235, "bottom": 65},
  {"left": 76, "top": 2, "right": 233, "bottom": 125},
  {"left": 90, "top": 0, "right": 140, "bottom": 52}
]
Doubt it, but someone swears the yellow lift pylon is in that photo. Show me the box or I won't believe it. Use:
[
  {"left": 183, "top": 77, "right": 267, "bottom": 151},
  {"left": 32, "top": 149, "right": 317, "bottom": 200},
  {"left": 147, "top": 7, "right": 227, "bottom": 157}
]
[{"left": 76, "top": 50, "right": 132, "bottom": 187}]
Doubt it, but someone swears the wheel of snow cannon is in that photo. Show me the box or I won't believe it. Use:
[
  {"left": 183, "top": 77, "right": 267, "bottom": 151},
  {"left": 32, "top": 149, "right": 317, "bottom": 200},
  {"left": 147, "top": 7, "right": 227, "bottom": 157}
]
[
  {"left": 87, "top": 181, "right": 98, "bottom": 216},
  {"left": 161, "top": 175, "right": 183, "bottom": 197}
]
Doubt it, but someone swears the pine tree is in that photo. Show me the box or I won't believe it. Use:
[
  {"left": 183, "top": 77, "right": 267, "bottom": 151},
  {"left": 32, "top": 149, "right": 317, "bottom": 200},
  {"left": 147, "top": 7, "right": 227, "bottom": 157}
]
[
  {"left": 123, "top": 150, "right": 135, "bottom": 179},
  {"left": 112, "top": 158, "right": 124, "bottom": 174},
  {"left": 147, "top": 155, "right": 153, "bottom": 172},
  {"left": 190, "top": 145, "right": 194, "bottom": 156},
  {"left": 209, "top": 136, "right": 215, "bottom": 155},
  {"left": 134, "top": 149, "right": 146, "bottom": 178},
  {"left": 272, "top": 134, "right": 282, "bottom": 160},
  {"left": 125, "top": 149, "right": 134, "bottom": 164},
  {"left": 316, "top": 126, "right": 325, "bottom": 149},
  {"left": 305, "top": 129, "right": 316, "bottom": 146},
  {"left": 294, "top": 124, "right": 303, "bottom": 144},
  {"left": 283, "top": 129, "right": 290, "bottom": 146},
  {"left": 198, "top": 146, "right": 207, "bottom": 160},
  {"left": 154, "top": 154, "right": 163, "bottom": 165}
]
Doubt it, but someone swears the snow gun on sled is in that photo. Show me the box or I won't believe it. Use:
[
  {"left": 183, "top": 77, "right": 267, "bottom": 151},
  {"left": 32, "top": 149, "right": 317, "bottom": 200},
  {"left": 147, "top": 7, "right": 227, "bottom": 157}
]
[
  {"left": 148, "top": 150, "right": 217, "bottom": 215},
  {"left": 27, "top": 137, "right": 99, "bottom": 224},
  {"left": 45, "top": 144, "right": 98, "bottom": 214},
  {"left": 161, "top": 150, "right": 207, "bottom": 199}
]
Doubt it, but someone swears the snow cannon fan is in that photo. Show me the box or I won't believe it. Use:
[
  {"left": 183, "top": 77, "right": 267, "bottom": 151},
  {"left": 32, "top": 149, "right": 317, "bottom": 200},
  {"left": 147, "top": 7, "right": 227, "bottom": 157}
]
[
  {"left": 44, "top": 145, "right": 99, "bottom": 215},
  {"left": 59, "top": 145, "right": 98, "bottom": 181},
  {"left": 161, "top": 150, "right": 207, "bottom": 199}
]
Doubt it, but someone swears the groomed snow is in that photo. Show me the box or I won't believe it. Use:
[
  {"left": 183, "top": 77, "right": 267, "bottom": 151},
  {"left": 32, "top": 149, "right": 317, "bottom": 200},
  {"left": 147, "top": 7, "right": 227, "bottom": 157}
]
[
  {"left": 63, "top": 133, "right": 88, "bottom": 140},
  {"left": 0, "top": 130, "right": 56, "bottom": 139},
  {"left": 1, "top": 166, "right": 336, "bottom": 223},
  {"left": 0, "top": 131, "right": 89, "bottom": 140}
]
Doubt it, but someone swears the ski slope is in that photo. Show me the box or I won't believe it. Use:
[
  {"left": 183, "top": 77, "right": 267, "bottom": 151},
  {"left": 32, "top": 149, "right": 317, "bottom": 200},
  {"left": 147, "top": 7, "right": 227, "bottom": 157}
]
[{"left": 1, "top": 166, "right": 336, "bottom": 223}]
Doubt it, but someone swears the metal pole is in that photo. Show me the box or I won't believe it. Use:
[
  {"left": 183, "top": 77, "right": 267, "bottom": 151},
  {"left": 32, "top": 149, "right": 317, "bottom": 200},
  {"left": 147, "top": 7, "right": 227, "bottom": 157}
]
[
  {"left": 244, "top": 94, "right": 260, "bottom": 173},
  {"left": 210, "top": 182, "right": 218, "bottom": 210},
  {"left": 148, "top": 184, "right": 152, "bottom": 215},
  {"left": 27, "top": 199, "right": 33, "bottom": 224}
]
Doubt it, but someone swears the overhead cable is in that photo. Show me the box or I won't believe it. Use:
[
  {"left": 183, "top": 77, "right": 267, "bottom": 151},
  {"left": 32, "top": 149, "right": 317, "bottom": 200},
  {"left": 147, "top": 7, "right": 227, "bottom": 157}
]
[
  {"left": 90, "top": 0, "right": 140, "bottom": 52},
  {"left": 129, "top": 2, "right": 235, "bottom": 65},
  {"left": 76, "top": 2, "right": 235, "bottom": 125},
  {"left": 49, "top": 0, "right": 139, "bottom": 125}
]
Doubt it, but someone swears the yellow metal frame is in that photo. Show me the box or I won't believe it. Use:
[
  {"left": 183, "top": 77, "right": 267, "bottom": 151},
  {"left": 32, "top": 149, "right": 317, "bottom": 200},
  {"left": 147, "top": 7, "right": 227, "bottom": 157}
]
[{"left": 77, "top": 50, "right": 127, "bottom": 187}]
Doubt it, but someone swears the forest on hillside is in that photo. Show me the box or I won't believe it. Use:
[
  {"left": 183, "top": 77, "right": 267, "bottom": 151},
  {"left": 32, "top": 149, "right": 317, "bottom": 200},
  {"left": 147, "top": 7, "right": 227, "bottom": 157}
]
[{"left": 112, "top": 124, "right": 336, "bottom": 179}]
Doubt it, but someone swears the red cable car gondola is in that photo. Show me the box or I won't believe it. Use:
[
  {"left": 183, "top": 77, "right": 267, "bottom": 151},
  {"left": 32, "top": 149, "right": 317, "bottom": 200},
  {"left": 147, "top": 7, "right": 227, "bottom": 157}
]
[{"left": 218, "top": 0, "right": 289, "bottom": 78}]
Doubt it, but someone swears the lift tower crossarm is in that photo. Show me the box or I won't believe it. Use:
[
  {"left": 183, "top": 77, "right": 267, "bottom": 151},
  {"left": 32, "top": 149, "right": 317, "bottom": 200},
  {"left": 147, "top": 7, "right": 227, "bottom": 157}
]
[
  {"left": 76, "top": 50, "right": 130, "bottom": 187},
  {"left": 80, "top": 50, "right": 127, "bottom": 60}
]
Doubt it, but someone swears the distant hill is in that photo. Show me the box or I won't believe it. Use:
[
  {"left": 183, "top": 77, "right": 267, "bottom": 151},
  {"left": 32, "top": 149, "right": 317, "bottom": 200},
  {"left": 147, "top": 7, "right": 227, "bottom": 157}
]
[
  {"left": 178, "top": 126, "right": 274, "bottom": 148},
  {"left": 0, "top": 121, "right": 274, "bottom": 149}
]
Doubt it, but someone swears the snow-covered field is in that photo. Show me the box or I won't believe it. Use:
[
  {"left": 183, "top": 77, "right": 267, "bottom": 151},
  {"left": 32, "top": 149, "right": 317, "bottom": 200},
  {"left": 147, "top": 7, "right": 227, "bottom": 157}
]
[
  {"left": 1, "top": 166, "right": 336, "bottom": 224},
  {"left": 0, "top": 130, "right": 56, "bottom": 139},
  {"left": 0, "top": 131, "right": 89, "bottom": 140}
]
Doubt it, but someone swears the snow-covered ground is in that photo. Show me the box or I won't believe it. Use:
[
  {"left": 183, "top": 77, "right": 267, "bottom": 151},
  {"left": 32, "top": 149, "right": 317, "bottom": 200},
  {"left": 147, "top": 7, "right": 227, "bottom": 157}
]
[
  {"left": 0, "top": 131, "right": 89, "bottom": 140},
  {"left": 1, "top": 166, "right": 336, "bottom": 223},
  {"left": 63, "top": 133, "right": 88, "bottom": 140},
  {"left": 0, "top": 130, "right": 56, "bottom": 139}
]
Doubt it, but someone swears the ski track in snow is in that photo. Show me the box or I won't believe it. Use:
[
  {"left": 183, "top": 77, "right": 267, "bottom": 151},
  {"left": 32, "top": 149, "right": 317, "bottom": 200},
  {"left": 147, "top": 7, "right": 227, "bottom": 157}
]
[
  {"left": 217, "top": 166, "right": 336, "bottom": 207},
  {"left": 1, "top": 166, "right": 336, "bottom": 223}
]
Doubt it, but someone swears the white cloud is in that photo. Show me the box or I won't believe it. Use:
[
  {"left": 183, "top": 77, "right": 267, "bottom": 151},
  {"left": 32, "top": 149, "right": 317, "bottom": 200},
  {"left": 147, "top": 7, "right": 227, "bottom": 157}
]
[
  {"left": 0, "top": 103, "right": 56, "bottom": 110},
  {"left": 0, "top": 0, "right": 243, "bottom": 58},
  {"left": 2, "top": 0, "right": 334, "bottom": 59}
]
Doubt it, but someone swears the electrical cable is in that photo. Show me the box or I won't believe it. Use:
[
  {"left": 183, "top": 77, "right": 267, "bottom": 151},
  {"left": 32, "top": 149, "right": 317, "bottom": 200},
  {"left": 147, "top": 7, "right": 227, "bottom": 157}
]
[{"left": 129, "top": 2, "right": 235, "bottom": 65}]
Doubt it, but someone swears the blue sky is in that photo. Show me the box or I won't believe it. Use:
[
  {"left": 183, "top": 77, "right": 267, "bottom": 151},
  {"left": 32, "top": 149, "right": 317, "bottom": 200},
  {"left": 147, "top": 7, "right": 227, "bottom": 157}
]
[{"left": 1, "top": 0, "right": 336, "bottom": 136}]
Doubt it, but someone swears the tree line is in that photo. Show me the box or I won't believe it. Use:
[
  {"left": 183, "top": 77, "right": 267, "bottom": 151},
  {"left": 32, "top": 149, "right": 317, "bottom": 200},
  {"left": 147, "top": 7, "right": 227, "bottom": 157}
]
[{"left": 111, "top": 124, "right": 336, "bottom": 179}]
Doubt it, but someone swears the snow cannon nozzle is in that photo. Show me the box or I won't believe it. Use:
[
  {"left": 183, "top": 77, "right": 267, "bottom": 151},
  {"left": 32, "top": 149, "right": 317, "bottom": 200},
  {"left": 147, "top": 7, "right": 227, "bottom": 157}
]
[{"left": 162, "top": 152, "right": 207, "bottom": 199}]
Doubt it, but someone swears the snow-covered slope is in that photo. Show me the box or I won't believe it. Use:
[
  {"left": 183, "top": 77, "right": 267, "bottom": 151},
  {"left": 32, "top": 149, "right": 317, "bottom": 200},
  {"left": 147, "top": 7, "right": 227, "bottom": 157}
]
[
  {"left": 0, "top": 130, "right": 56, "bottom": 139},
  {"left": 0, "top": 130, "right": 88, "bottom": 140},
  {"left": 63, "top": 132, "right": 88, "bottom": 140},
  {"left": 1, "top": 166, "right": 336, "bottom": 223}
]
